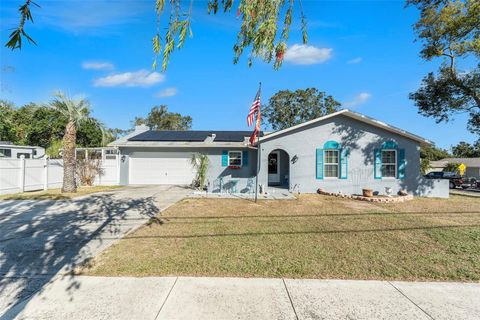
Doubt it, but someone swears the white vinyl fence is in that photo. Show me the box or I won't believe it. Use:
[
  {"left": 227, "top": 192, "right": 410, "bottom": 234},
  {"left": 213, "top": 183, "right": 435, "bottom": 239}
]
[{"left": 0, "top": 156, "right": 119, "bottom": 195}]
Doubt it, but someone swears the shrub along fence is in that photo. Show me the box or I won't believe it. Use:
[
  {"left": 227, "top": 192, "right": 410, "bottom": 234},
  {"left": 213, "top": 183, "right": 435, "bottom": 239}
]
[{"left": 0, "top": 156, "right": 119, "bottom": 195}]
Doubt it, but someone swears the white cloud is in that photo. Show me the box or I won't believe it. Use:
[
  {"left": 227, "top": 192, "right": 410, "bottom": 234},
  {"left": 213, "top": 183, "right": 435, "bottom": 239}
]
[
  {"left": 284, "top": 44, "right": 333, "bottom": 65},
  {"left": 93, "top": 70, "right": 165, "bottom": 87},
  {"left": 82, "top": 61, "right": 114, "bottom": 70},
  {"left": 344, "top": 92, "right": 372, "bottom": 107},
  {"left": 155, "top": 87, "right": 178, "bottom": 98},
  {"left": 347, "top": 57, "right": 363, "bottom": 64}
]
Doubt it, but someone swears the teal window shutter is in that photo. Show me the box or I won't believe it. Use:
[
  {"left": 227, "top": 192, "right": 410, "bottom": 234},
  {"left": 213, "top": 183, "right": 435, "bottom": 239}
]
[
  {"left": 340, "top": 148, "right": 348, "bottom": 179},
  {"left": 382, "top": 141, "right": 398, "bottom": 149},
  {"left": 324, "top": 141, "right": 340, "bottom": 149},
  {"left": 242, "top": 150, "right": 248, "bottom": 166},
  {"left": 398, "top": 149, "right": 406, "bottom": 179},
  {"left": 374, "top": 149, "right": 382, "bottom": 179},
  {"left": 316, "top": 148, "right": 324, "bottom": 179},
  {"left": 222, "top": 150, "right": 228, "bottom": 167}
]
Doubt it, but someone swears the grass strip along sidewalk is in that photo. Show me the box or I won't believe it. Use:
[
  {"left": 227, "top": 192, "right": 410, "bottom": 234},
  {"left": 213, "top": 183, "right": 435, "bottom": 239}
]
[{"left": 0, "top": 186, "right": 122, "bottom": 200}]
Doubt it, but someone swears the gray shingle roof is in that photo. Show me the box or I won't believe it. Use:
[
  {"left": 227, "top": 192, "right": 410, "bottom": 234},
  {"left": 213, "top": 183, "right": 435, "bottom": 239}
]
[{"left": 430, "top": 158, "right": 480, "bottom": 168}]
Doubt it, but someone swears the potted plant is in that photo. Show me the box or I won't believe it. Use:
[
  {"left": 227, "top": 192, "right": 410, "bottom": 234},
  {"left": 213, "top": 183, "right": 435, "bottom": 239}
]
[
  {"left": 362, "top": 188, "right": 373, "bottom": 197},
  {"left": 191, "top": 153, "right": 209, "bottom": 190}
]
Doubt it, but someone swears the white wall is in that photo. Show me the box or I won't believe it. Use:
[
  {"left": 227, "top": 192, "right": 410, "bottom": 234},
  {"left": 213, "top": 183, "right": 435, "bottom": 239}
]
[
  {"left": 0, "top": 157, "right": 119, "bottom": 195},
  {"left": 94, "top": 158, "right": 119, "bottom": 186},
  {"left": 0, "top": 159, "right": 22, "bottom": 195}
]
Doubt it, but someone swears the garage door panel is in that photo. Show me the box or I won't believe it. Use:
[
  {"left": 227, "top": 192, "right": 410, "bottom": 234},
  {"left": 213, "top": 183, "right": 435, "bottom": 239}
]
[{"left": 129, "top": 152, "right": 196, "bottom": 185}]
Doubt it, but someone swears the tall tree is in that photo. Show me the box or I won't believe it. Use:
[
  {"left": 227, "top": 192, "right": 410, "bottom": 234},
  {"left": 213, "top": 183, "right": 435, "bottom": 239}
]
[
  {"left": 0, "top": 100, "right": 17, "bottom": 142},
  {"left": 408, "top": 0, "right": 480, "bottom": 139},
  {"left": 25, "top": 105, "right": 68, "bottom": 147},
  {"left": 104, "top": 128, "right": 129, "bottom": 145},
  {"left": 452, "top": 141, "right": 480, "bottom": 157},
  {"left": 262, "top": 88, "right": 341, "bottom": 130},
  {"left": 134, "top": 105, "right": 192, "bottom": 130},
  {"left": 50, "top": 91, "right": 91, "bottom": 193},
  {"left": 0, "top": 101, "right": 106, "bottom": 150},
  {"left": 420, "top": 145, "right": 451, "bottom": 161},
  {"left": 9, "top": 102, "right": 38, "bottom": 144},
  {"left": 419, "top": 145, "right": 451, "bottom": 174},
  {"left": 76, "top": 118, "right": 104, "bottom": 148},
  {"left": 6, "top": 1, "right": 308, "bottom": 70}
]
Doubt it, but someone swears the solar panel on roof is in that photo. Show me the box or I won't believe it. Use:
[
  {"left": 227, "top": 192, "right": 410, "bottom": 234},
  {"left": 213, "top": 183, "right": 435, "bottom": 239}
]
[
  {"left": 127, "top": 130, "right": 262, "bottom": 142},
  {"left": 128, "top": 131, "right": 206, "bottom": 141}
]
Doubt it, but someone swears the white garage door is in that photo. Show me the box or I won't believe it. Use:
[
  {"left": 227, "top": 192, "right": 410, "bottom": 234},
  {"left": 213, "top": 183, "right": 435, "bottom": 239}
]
[{"left": 129, "top": 152, "right": 196, "bottom": 185}]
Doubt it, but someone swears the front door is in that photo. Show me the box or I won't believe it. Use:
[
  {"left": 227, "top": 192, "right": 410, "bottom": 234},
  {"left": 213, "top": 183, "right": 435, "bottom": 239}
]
[{"left": 268, "top": 151, "right": 280, "bottom": 185}]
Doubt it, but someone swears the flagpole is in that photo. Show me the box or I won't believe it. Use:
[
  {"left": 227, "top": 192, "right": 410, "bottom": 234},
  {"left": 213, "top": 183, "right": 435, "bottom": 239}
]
[
  {"left": 255, "top": 82, "right": 261, "bottom": 203},
  {"left": 255, "top": 133, "right": 260, "bottom": 203}
]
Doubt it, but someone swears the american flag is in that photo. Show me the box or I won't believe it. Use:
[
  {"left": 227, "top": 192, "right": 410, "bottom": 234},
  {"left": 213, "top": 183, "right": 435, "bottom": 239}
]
[
  {"left": 249, "top": 109, "right": 261, "bottom": 145},
  {"left": 247, "top": 85, "right": 261, "bottom": 127},
  {"left": 248, "top": 83, "right": 262, "bottom": 145}
]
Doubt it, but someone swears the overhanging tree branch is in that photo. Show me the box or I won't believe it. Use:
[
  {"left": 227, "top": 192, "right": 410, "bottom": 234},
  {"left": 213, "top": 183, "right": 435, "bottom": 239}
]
[
  {"left": 409, "top": 0, "right": 479, "bottom": 138},
  {"left": 5, "top": 0, "right": 39, "bottom": 50},
  {"left": 153, "top": 0, "right": 308, "bottom": 71},
  {"left": 6, "top": 0, "right": 308, "bottom": 71}
]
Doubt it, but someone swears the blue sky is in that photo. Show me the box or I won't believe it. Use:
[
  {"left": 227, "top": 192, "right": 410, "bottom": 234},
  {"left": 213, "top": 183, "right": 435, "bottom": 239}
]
[{"left": 0, "top": 0, "right": 476, "bottom": 150}]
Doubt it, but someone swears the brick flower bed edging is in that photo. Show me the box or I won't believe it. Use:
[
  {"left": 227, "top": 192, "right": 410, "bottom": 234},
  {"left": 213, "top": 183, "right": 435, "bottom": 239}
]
[{"left": 317, "top": 189, "right": 414, "bottom": 203}]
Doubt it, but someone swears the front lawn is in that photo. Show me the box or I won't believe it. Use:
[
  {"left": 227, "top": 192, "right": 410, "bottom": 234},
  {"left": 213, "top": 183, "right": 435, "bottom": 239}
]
[
  {"left": 82, "top": 194, "right": 480, "bottom": 281},
  {"left": 0, "top": 186, "right": 123, "bottom": 200}
]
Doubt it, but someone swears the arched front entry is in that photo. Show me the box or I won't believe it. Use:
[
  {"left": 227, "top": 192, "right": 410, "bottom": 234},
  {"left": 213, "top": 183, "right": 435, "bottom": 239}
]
[{"left": 267, "top": 149, "right": 290, "bottom": 188}]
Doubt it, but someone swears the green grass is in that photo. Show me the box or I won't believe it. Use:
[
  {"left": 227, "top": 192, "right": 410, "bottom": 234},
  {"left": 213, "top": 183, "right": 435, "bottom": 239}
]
[
  {"left": 0, "top": 186, "right": 123, "bottom": 200},
  {"left": 81, "top": 194, "right": 480, "bottom": 281}
]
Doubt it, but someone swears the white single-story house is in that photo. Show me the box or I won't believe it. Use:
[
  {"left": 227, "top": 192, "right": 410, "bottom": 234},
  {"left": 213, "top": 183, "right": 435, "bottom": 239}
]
[
  {"left": 0, "top": 142, "right": 45, "bottom": 159},
  {"left": 110, "top": 109, "right": 448, "bottom": 197},
  {"left": 430, "top": 158, "right": 480, "bottom": 179}
]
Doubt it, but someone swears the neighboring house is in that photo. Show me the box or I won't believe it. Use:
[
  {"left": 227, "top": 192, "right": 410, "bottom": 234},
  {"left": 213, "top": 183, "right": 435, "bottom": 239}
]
[
  {"left": 110, "top": 109, "right": 447, "bottom": 197},
  {"left": 429, "top": 158, "right": 480, "bottom": 179},
  {"left": 0, "top": 142, "right": 45, "bottom": 159}
]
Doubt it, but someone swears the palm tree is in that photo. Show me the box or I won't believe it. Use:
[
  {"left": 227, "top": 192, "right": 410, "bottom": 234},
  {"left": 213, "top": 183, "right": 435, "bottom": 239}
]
[{"left": 50, "top": 91, "right": 90, "bottom": 193}]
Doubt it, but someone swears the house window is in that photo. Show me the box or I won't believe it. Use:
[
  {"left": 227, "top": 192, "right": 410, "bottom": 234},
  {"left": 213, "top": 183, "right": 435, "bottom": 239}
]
[
  {"left": 17, "top": 153, "right": 31, "bottom": 159},
  {"left": 0, "top": 148, "right": 12, "bottom": 158},
  {"left": 105, "top": 149, "right": 117, "bottom": 160},
  {"left": 324, "top": 150, "right": 339, "bottom": 178},
  {"left": 381, "top": 150, "right": 396, "bottom": 178},
  {"left": 228, "top": 151, "right": 242, "bottom": 166}
]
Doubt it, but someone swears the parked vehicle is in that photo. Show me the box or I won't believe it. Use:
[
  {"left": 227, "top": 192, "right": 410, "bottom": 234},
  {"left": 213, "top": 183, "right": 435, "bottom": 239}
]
[
  {"left": 424, "top": 171, "right": 473, "bottom": 189},
  {"left": 466, "top": 177, "right": 480, "bottom": 189}
]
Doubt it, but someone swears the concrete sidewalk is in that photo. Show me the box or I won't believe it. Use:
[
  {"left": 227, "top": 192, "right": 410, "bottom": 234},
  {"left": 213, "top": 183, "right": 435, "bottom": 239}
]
[{"left": 3, "top": 276, "right": 479, "bottom": 320}]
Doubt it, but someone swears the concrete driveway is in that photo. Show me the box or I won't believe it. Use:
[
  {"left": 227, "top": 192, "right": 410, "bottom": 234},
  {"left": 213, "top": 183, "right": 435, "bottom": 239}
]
[{"left": 0, "top": 185, "right": 191, "bottom": 318}]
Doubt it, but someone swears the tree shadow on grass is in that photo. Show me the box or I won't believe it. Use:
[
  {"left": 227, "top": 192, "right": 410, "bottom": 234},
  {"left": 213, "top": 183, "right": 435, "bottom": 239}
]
[{"left": 0, "top": 193, "right": 159, "bottom": 319}]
